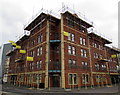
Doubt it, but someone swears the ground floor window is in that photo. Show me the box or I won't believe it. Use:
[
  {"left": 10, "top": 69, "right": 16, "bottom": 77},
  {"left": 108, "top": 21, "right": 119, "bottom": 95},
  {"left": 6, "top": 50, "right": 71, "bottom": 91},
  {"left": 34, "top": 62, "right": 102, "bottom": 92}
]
[
  {"left": 28, "top": 74, "right": 32, "bottom": 83},
  {"left": 68, "top": 73, "right": 77, "bottom": 85},
  {"left": 96, "top": 75, "right": 102, "bottom": 82},
  {"left": 33, "top": 74, "right": 37, "bottom": 82},
  {"left": 82, "top": 74, "right": 89, "bottom": 84},
  {"left": 96, "top": 75, "right": 106, "bottom": 82},
  {"left": 19, "top": 75, "right": 24, "bottom": 82},
  {"left": 102, "top": 75, "right": 106, "bottom": 82},
  {"left": 27, "top": 74, "right": 42, "bottom": 83}
]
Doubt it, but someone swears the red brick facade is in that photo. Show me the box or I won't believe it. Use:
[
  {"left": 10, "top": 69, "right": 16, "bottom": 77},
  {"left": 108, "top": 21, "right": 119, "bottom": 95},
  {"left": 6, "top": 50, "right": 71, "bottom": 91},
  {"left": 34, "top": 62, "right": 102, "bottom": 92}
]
[{"left": 7, "top": 11, "right": 120, "bottom": 89}]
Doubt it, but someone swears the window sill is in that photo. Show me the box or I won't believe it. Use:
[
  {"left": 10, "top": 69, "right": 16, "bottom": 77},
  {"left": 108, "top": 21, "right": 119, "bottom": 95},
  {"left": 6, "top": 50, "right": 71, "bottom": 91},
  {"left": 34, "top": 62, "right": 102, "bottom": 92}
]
[{"left": 68, "top": 84, "right": 78, "bottom": 85}]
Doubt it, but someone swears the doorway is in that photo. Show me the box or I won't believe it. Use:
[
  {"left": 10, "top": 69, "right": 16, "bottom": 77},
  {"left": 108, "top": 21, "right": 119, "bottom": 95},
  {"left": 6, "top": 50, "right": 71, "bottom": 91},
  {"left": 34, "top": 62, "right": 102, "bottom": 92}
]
[{"left": 52, "top": 75, "right": 60, "bottom": 87}]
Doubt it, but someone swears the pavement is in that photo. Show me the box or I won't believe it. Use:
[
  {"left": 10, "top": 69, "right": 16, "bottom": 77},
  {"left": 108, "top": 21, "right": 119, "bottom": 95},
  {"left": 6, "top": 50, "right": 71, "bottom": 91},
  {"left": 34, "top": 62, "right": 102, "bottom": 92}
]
[{"left": 1, "top": 83, "right": 120, "bottom": 95}]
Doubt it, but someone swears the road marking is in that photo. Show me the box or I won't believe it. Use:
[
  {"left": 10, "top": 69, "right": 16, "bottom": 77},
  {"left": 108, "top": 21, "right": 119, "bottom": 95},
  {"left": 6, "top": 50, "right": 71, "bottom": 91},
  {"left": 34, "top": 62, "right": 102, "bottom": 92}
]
[{"left": 0, "top": 91, "right": 8, "bottom": 94}]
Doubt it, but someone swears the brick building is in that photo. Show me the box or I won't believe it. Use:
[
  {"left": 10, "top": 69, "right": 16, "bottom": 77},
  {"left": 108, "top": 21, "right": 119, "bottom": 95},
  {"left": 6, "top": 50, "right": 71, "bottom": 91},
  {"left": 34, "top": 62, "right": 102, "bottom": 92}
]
[{"left": 6, "top": 10, "right": 120, "bottom": 89}]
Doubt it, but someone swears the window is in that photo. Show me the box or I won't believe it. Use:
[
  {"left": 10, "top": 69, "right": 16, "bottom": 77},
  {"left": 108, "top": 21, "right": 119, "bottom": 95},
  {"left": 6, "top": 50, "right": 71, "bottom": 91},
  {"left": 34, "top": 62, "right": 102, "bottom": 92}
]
[
  {"left": 84, "top": 50, "right": 87, "bottom": 57},
  {"left": 73, "top": 74, "right": 77, "bottom": 84},
  {"left": 73, "top": 60, "right": 76, "bottom": 67},
  {"left": 33, "top": 74, "right": 37, "bottom": 82},
  {"left": 68, "top": 45, "right": 76, "bottom": 55},
  {"left": 69, "top": 59, "right": 76, "bottom": 68},
  {"left": 72, "top": 47, "right": 75, "bottom": 55},
  {"left": 29, "top": 62, "right": 34, "bottom": 70},
  {"left": 99, "top": 45, "right": 101, "bottom": 49},
  {"left": 68, "top": 46, "right": 71, "bottom": 54},
  {"left": 101, "top": 64, "right": 106, "bottom": 71},
  {"left": 99, "top": 54, "right": 102, "bottom": 59},
  {"left": 102, "top": 75, "right": 106, "bottom": 82},
  {"left": 68, "top": 33, "right": 71, "bottom": 40},
  {"left": 82, "top": 61, "right": 84, "bottom": 67},
  {"left": 67, "top": 17, "right": 74, "bottom": 28},
  {"left": 68, "top": 74, "right": 77, "bottom": 85},
  {"left": 82, "top": 61, "right": 88, "bottom": 69},
  {"left": 30, "top": 51, "right": 34, "bottom": 57},
  {"left": 83, "top": 39, "right": 86, "bottom": 45},
  {"left": 68, "top": 33, "right": 75, "bottom": 42},
  {"left": 69, "top": 74, "right": 72, "bottom": 84},
  {"left": 40, "top": 47, "right": 42, "bottom": 55},
  {"left": 39, "top": 60, "right": 42, "bottom": 69},
  {"left": 92, "top": 42, "right": 94, "bottom": 47},
  {"left": 96, "top": 53, "right": 98, "bottom": 58},
  {"left": 32, "top": 62, "right": 34, "bottom": 70},
  {"left": 80, "top": 37, "right": 83, "bottom": 44},
  {"left": 37, "top": 48, "right": 39, "bottom": 56},
  {"left": 80, "top": 37, "right": 86, "bottom": 45},
  {"left": 81, "top": 49, "right": 87, "bottom": 57},
  {"left": 37, "top": 47, "right": 42, "bottom": 56},
  {"left": 85, "top": 62, "right": 88, "bottom": 66},
  {"left": 28, "top": 74, "right": 32, "bottom": 83},
  {"left": 94, "top": 53, "right": 95, "bottom": 58},
  {"left": 36, "top": 74, "right": 42, "bottom": 83},
  {"left": 95, "top": 43, "right": 97, "bottom": 48},
  {"left": 32, "top": 40, "right": 35, "bottom": 46},
  {"left": 69, "top": 59, "right": 72, "bottom": 68},
  {"left": 71, "top": 34, "right": 75, "bottom": 42},
  {"left": 82, "top": 74, "right": 89, "bottom": 84},
  {"left": 95, "top": 64, "right": 100, "bottom": 70},
  {"left": 36, "top": 61, "right": 39, "bottom": 69},
  {"left": 94, "top": 53, "right": 99, "bottom": 58},
  {"left": 81, "top": 49, "right": 84, "bottom": 57},
  {"left": 20, "top": 75, "right": 24, "bottom": 82},
  {"left": 36, "top": 60, "right": 42, "bottom": 69},
  {"left": 38, "top": 34, "right": 43, "bottom": 43},
  {"left": 96, "top": 75, "right": 102, "bottom": 82}
]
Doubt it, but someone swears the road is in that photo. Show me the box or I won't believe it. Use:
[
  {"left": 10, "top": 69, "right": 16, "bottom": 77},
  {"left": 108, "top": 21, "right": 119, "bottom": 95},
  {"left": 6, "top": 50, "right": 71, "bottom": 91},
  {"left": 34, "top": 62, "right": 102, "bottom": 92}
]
[{"left": 1, "top": 84, "right": 120, "bottom": 95}]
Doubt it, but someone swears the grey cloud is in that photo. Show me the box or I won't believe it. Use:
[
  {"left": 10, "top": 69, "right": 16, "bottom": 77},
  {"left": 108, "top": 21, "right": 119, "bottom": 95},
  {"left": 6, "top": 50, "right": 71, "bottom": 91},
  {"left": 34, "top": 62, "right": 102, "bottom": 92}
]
[
  {"left": 0, "top": 0, "right": 118, "bottom": 47},
  {"left": 0, "top": 1, "right": 29, "bottom": 45}
]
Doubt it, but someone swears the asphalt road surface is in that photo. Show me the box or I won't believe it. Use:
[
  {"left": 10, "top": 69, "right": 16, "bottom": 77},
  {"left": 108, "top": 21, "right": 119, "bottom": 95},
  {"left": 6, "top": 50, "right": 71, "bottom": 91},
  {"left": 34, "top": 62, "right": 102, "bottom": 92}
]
[{"left": 1, "top": 84, "right": 120, "bottom": 95}]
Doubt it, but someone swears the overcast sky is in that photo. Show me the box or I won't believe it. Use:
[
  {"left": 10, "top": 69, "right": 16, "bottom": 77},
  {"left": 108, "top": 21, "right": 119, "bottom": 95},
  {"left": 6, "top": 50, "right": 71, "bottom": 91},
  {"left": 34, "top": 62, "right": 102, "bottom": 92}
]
[{"left": 0, "top": 0, "right": 119, "bottom": 47}]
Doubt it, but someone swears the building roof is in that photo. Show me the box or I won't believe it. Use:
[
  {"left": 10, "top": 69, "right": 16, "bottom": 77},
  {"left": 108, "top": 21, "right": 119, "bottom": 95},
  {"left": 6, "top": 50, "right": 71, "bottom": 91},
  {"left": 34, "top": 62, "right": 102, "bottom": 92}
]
[
  {"left": 24, "top": 11, "right": 61, "bottom": 31},
  {"left": 62, "top": 11, "right": 93, "bottom": 28},
  {"left": 24, "top": 12, "right": 47, "bottom": 30},
  {"left": 88, "top": 32, "right": 112, "bottom": 44},
  {"left": 24, "top": 10, "right": 93, "bottom": 31},
  {"left": 16, "top": 35, "right": 29, "bottom": 45},
  {"left": 106, "top": 46, "right": 120, "bottom": 53}
]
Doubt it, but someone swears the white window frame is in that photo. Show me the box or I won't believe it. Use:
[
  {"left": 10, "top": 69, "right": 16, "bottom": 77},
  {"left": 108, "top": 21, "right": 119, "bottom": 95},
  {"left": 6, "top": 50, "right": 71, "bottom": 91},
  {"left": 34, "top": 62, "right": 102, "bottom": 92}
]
[
  {"left": 83, "top": 38, "right": 86, "bottom": 45},
  {"left": 84, "top": 50, "right": 87, "bottom": 57},
  {"left": 38, "top": 34, "right": 43, "bottom": 43},
  {"left": 39, "top": 60, "right": 42, "bottom": 69},
  {"left": 68, "top": 73, "right": 77, "bottom": 85},
  {"left": 68, "top": 45, "right": 71, "bottom": 55},
  {"left": 81, "top": 49, "right": 84, "bottom": 57},
  {"left": 71, "top": 33, "right": 75, "bottom": 42},
  {"left": 72, "top": 46, "right": 76, "bottom": 55},
  {"left": 80, "top": 37, "right": 83, "bottom": 45},
  {"left": 37, "top": 48, "right": 39, "bottom": 56},
  {"left": 68, "top": 32, "right": 71, "bottom": 41},
  {"left": 73, "top": 60, "right": 76, "bottom": 67},
  {"left": 69, "top": 59, "right": 72, "bottom": 68},
  {"left": 40, "top": 47, "right": 42, "bottom": 55}
]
